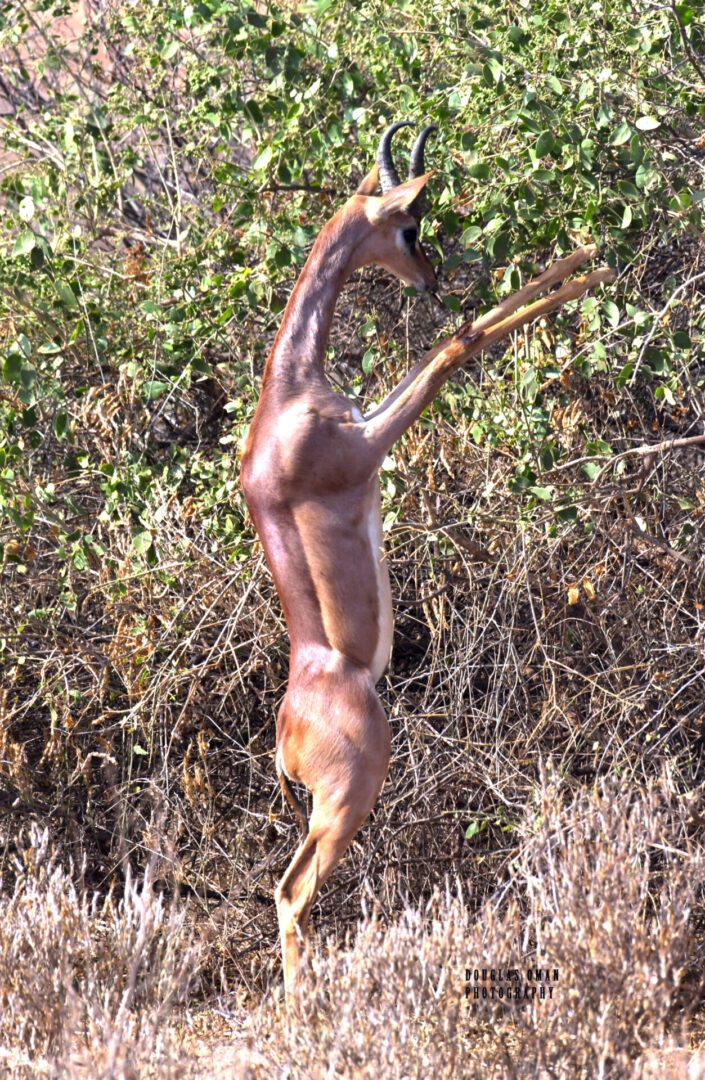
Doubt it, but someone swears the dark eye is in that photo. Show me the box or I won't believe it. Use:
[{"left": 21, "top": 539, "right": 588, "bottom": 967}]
[{"left": 402, "top": 227, "right": 417, "bottom": 248}]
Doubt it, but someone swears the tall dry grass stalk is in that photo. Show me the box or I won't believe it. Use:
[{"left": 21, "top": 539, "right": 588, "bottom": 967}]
[
  {"left": 0, "top": 780, "right": 701, "bottom": 1078},
  {"left": 0, "top": 825, "right": 201, "bottom": 1079},
  {"left": 233, "top": 776, "right": 704, "bottom": 1079}
]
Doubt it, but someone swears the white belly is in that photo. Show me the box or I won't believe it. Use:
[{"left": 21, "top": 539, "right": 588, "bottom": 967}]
[
  {"left": 366, "top": 491, "right": 394, "bottom": 683},
  {"left": 350, "top": 404, "right": 393, "bottom": 682}
]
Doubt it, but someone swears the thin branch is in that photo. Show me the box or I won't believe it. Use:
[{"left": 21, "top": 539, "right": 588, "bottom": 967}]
[
  {"left": 630, "top": 267, "right": 705, "bottom": 384},
  {"left": 669, "top": 0, "right": 705, "bottom": 87},
  {"left": 588, "top": 431, "right": 705, "bottom": 485}
]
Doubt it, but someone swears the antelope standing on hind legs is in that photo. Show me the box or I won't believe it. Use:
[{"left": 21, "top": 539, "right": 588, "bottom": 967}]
[{"left": 240, "top": 122, "right": 613, "bottom": 1002}]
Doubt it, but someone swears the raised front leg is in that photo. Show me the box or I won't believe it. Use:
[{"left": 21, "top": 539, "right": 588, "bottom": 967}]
[
  {"left": 363, "top": 249, "right": 614, "bottom": 461},
  {"left": 363, "top": 246, "right": 601, "bottom": 425}
]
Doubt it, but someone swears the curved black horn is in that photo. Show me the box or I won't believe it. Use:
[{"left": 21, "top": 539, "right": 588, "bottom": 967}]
[
  {"left": 407, "top": 124, "right": 437, "bottom": 220},
  {"left": 377, "top": 120, "right": 414, "bottom": 192},
  {"left": 408, "top": 124, "right": 437, "bottom": 179}
]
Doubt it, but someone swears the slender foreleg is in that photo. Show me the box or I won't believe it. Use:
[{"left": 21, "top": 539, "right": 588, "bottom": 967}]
[
  {"left": 363, "top": 255, "right": 614, "bottom": 459},
  {"left": 364, "top": 245, "right": 604, "bottom": 424}
]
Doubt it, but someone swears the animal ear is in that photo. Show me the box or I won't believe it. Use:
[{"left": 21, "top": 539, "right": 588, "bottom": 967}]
[
  {"left": 367, "top": 173, "right": 431, "bottom": 221},
  {"left": 355, "top": 162, "right": 379, "bottom": 196}
]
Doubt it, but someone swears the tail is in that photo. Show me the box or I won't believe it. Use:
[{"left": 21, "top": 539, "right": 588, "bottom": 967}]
[{"left": 276, "top": 761, "right": 308, "bottom": 837}]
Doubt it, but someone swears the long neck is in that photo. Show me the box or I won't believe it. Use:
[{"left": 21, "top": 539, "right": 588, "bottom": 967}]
[{"left": 262, "top": 211, "right": 358, "bottom": 392}]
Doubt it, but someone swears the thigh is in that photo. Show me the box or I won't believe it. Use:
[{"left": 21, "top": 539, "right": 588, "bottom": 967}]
[{"left": 277, "top": 651, "right": 391, "bottom": 806}]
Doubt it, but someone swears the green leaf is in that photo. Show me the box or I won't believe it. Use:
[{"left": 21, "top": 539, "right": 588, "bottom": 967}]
[
  {"left": 675, "top": 3, "right": 694, "bottom": 23},
  {"left": 192, "top": 355, "right": 211, "bottom": 375},
  {"left": 133, "top": 744, "right": 148, "bottom": 756},
  {"left": 655, "top": 384, "right": 675, "bottom": 405},
  {"left": 635, "top": 163, "right": 659, "bottom": 190},
  {"left": 486, "top": 230, "right": 510, "bottom": 261},
  {"left": 443, "top": 294, "right": 462, "bottom": 313},
  {"left": 145, "top": 380, "right": 168, "bottom": 399},
  {"left": 585, "top": 439, "right": 612, "bottom": 455},
  {"left": 465, "top": 819, "right": 487, "bottom": 839},
  {"left": 3, "top": 355, "right": 22, "bottom": 382},
  {"left": 521, "top": 365, "right": 538, "bottom": 400},
  {"left": 133, "top": 530, "right": 152, "bottom": 554},
  {"left": 252, "top": 144, "right": 273, "bottom": 171},
  {"left": 54, "top": 410, "right": 69, "bottom": 438},
  {"left": 56, "top": 281, "right": 78, "bottom": 308},
  {"left": 361, "top": 349, "right": 375, "bottom": 374},
  {"left": 535, "top": 130, "right": 555, "bottom": 158},
  {"left": 518, "top": 111, "right": 541, "bottom": 134},
  {"left": 467, "top": 162, "right": 491, "bottom": 179},
  {"left": 12, "top": 230, "right": 35, "bottom": 257},
  {"left": 482, "top": 58, "right": 503, "bottom": 86},
  {"left": 19, "top": 196, "right": 34, "bottom": 223},
  {"left": 244, "top": 99, "right": 263, "bottom": 124},
  {"left": 160, "top": 38, "right": 179, "bottom": 60},
  {"left": 602, "top": 300, "right": 620, "bottom": 327},
  {"left": 462, "top": 226, "right": 483, "bottom": 244},
  {"left": 545, "top": 75, "right": 563, "bottom": 95},
  {"left": 610, "top": 121, "right": 632, "bottom": 146},
  {"left": 441, "top": 210, "right": 459, "bottom": 236},
  {"left": 20, "top": 365, "right": 36, "bottom": 389},
  {"left": 274, "top": 245, "right": 291, "bottom": 268},
  {"left": 635, "top": 116, "right": 660, "bottom": 131}
]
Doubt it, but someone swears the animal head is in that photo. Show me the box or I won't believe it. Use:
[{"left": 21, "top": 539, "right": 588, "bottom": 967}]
[{"left": 345, "top": 122, "right": 438, "bottom": 293}]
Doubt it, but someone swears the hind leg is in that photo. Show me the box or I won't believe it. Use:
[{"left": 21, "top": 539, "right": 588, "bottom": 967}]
[
  {"left": 274, "top": 664, "right": 390, "bottom": 1000},
  {"left": 275, "top": 773, "right": 384, "bottom": 999}
]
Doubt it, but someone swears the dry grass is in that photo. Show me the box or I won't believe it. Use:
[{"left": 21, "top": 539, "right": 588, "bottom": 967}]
[
  {"left": 1, "top": 779, "right": 703, "bottom": 1078},
  {"left": 0, "top": 825, "right": 200, "bottom": 1079}
]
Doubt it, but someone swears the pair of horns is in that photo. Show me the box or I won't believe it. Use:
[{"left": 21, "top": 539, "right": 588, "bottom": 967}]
[
  {"left": 377, "top": 121, "right": 437, "bottom": 190},
  {"left": 377, "top": 121, "right": 437, "bottom": 218}
]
